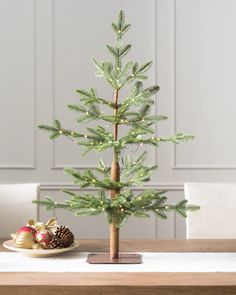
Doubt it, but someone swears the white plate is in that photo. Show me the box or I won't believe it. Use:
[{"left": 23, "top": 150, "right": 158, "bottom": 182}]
[{"left": 3, "top": 239, "right": 79, "bottom": 257}]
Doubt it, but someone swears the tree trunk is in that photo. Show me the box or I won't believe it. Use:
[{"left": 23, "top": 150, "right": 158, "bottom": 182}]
[
  {"left": 110, "top": 160, "right": 120, "bottom": 259},
  {"left": 110, "top": 89, "right": 120, "bottom": 260},
  {"left": 110, "top": 221, "right": 119, "bottom": 259}
]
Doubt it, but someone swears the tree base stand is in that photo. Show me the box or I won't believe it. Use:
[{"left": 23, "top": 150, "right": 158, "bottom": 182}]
[{"left": 86, "top": 253, "right": 142, "bottom": 264}]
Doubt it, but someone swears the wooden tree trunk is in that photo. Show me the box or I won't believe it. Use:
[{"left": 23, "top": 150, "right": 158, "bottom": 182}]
[
  {"left": 110, "top": 161, "right": 120, "bottom": 259},
  {"left": 109, "top": 222, "right": 119, "bottom": 259},
  {"left": 110, "top": 89, "right": 120, "bottom": 260}
]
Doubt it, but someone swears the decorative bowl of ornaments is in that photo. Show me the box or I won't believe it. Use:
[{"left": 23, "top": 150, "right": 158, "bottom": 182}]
[{"left": 3, "top": 218, "right": 79, "bottom": 257}]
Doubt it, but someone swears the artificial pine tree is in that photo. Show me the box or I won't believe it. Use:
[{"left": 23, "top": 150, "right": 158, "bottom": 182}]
[{"left": 36, "top": 11, "right": 199, "bottom": 263}]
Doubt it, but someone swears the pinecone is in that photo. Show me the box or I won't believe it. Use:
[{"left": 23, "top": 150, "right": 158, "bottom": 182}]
[{"left": 49, "top": 226, "right": 74, "bottom": 249}]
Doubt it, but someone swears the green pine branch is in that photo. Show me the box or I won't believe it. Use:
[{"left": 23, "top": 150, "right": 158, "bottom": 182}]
[
  {"left": 38, "top": 120, "right": 193, "bottom": 158},
  {"left": 64, "top": 167, "right": 132, "bottom": 190},
  {"left": 33, "top": 189, "right": 200, "bottom": 227},
  {"left": 120, "top": 133, "right": 194, "bottom": 147},
  {"left": 74, "top": 87, "right": 115, "bottom": 108}
]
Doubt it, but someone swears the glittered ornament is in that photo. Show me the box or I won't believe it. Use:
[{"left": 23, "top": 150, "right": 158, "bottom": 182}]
[{"left": 35, "top": 229, "right": 53, "bottom": 249}]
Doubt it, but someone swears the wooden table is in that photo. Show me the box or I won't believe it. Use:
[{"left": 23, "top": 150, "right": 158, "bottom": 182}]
[{"left": 1, "top": 239, "right": 236, "bottom": 295}]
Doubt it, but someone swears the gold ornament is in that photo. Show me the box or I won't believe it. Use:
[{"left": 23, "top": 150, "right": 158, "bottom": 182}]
[
  {"left": 14, "top": 232, "right": 35, "bottom": 249},
  {"left": 32, "top": 243, "right": 43, "bottom": 250}
]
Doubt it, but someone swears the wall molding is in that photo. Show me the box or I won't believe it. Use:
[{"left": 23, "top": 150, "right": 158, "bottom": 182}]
[
  {"left": 40, "top": 183, "right": 184, "bottom": 191},
  {"left": 172, "top": 165, "right": 236, "bottom": 170},
  {"left": 0, "top": 165, "right": 36, "bottom": 170}
]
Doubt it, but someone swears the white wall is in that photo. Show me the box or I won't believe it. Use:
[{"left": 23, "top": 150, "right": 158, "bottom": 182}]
[{"left": 1, "top": 0, "right": 236, "bottom": 239}]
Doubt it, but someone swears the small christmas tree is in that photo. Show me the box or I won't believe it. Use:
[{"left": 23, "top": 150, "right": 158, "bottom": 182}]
[{"left": 36, "top": 11, "right": 199, "bottom": 262}]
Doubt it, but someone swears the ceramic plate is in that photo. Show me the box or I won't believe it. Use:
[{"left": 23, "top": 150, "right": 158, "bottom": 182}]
[{"left": 3, "top": 239, "right": 79, "bottom": 257}]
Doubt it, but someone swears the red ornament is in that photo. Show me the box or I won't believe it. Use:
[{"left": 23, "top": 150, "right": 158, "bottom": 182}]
[
  {"left": 17, "top": 226, "right": 36, "bottom": 236},
  {"left": 35, "top": 229, "right": 53, "bottom": 249}
]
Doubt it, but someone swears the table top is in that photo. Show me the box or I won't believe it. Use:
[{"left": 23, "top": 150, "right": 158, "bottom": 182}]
[
  {"left": 1, "top": 239, "right": 236, "bottom": 295},
  {"left": 2, "top": 238, "right": 236, "bottom": 253}
]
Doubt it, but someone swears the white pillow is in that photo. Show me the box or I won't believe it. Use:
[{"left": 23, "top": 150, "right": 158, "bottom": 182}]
[{"left": 185, "top": 182, "right": 236, "bottom": 239}]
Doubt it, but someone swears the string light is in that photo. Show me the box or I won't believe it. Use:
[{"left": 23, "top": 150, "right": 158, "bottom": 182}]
[
  {"left": 59, "top": 130, "right": 63, "bottom": 134},
  {"left": 71, "top": 132, "right": 74, "bottom": 136},
  {"left": 74, "top": 140, "right": 77, "bottom": 144},
  {"left": 84, "top": 135, "right": 88, "bottom": 138},
  {"left": 86, "top": 112, "right": 89, "bottom": 115}
]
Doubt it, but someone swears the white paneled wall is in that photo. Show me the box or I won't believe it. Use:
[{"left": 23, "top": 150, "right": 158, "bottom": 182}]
[
  {"left": 0, "top": 0, "right": 35, "bottom": 168},
  {"left": 1, "top": 0, "right": 236, "bottom": 239}
]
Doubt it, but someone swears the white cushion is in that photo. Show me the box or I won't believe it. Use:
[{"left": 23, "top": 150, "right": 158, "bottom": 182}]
[
  {"left": 185, "top": 183, "right": 236, "bottom": 239},
  {"left": 0, "top": 183, "right": 39, "bottom": 238}
]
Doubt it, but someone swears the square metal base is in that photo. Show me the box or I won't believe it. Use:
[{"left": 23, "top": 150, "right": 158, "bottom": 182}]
[{"left": 86, "top": 253, "right": 142, "bottom": 264}]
